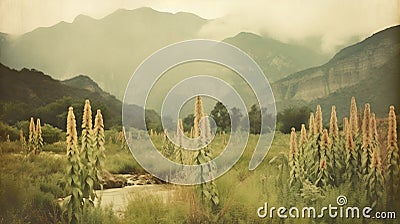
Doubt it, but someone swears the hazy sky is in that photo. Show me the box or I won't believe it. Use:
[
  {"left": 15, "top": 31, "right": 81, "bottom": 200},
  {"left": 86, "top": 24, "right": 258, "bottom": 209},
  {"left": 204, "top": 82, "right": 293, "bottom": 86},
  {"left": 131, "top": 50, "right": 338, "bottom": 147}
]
[{"left": 1, "top": 0, "right": 399, "bottom": 53}]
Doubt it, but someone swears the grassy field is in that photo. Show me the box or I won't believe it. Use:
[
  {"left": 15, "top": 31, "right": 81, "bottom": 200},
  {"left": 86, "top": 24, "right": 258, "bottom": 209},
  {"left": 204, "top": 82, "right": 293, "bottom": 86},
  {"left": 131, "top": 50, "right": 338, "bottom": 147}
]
[{"left": 0, "top": 131, "right": 398, "bottom": 223}]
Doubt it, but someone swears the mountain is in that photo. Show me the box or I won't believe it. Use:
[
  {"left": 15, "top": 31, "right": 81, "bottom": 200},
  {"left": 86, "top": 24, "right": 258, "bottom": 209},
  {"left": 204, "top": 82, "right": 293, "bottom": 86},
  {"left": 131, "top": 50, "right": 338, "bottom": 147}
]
[
  {"left": 223, "top": 32, "right": 328, "bottom": 81},
  {"left": 62, "top": 75, "right": 107, "bottom": 95},
  {"left": 0, "top": 63, "right": 144, "bottom": 130},
  {"left": 311, "top": 53, "right": 400, "bottom": 120},
  {"left": 0, "top": 7, "right": 328, "bottom": 100},
  {"left": 272, "top": 25, "right": 400, "bottom": 118}
]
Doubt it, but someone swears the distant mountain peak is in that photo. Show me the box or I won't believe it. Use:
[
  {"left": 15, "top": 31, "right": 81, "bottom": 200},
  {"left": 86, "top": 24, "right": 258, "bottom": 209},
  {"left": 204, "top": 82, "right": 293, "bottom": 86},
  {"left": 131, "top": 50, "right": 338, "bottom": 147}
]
[
  {"left": 110, "top": 7, "right": 157, "bottom": 16},
  {"left": 73, "top": 14, "right": 94, "bottom": 23},
  {"left": 173, "top": 11, "right": 207, "bottom": 20},
  {"left": 64, "top": 74, "right": 95, "bottom": 82},
  {"left": 233, "top": 32, "right": 262, "bottom": 38},
  {"left": 62, "top": 75, "right": 103, "bottom": 93},
  {"left": 121, "top": 7, "right": 156, "bottom": 13},
  {"left": 106, "top": 7, "right": 207, "bottom": 21},
  {"left": 330, "top": 25, "right": 400, "bottom": 63}
]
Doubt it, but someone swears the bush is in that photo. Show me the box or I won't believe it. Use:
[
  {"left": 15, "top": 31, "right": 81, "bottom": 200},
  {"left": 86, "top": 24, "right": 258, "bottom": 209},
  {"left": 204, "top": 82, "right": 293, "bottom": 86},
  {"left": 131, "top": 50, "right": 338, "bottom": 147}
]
[
  {"left": 0, "top": 174, "right": 62, "bottom": 224},
  {"left": 124, "top": 193, "right": 189, "bottom": 223},
  {"left": 1, "top": 121, "right": 64, "bottom": 144},
  {"left": 0, "top": 121, "right": 19, "bottom": 141},
  {"left": 104, "top": 146, "right": 144, "bottom": 174},
  {"left": 42, "top": 142, "right": 66, "bottom": 153},
  {"left": 0, "top": 141, "right": 23, "bottom": 153},
  {"left": 41, "top": 124, "right": 64, "bottom": 144},
  {"left": 277, "top": 106, "right": 311, "bottom": 133},
  {"left": 40, "top": 182, "right": 64, "bottom": 198},
  {"left": 82, "top": 205, "right": 120, "bottom": 224}
]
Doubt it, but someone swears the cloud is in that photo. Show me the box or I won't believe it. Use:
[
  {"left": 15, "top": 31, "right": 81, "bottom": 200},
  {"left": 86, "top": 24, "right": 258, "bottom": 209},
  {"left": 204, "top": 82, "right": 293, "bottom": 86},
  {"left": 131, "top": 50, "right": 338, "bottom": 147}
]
[{"left": 198, "top": 0, "right": 400, "bottom": 53}]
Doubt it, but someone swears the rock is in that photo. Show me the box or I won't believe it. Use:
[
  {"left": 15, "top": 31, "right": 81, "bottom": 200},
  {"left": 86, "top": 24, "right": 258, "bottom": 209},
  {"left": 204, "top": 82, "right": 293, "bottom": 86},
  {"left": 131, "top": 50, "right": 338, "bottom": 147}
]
[
  {"left": 126, "top": 179, "right": 135, "bottom": 186},
  {"left": 101, "top": 170, "right": 126, "bottom": 189},
  {"left": 100, "top": 171, "right": 163, "bottom": 188},
  {"left": 133, "top": 179, "right": 146, "bottom": 185}
]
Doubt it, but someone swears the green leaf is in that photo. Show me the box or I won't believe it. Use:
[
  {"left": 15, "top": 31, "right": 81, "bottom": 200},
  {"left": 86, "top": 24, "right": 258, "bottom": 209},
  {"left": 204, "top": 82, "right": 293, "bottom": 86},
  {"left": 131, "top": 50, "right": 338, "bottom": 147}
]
[
  {"left": 212, "top": 196, "right": 220, "bottom": 205},
  {"left": 203, "top": 190, "right": 211, "bottom": 199}
]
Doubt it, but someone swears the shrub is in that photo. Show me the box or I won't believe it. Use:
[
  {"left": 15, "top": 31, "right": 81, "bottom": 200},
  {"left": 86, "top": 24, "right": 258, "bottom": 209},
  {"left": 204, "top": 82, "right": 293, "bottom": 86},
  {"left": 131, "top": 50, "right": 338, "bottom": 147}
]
[
  {"left": 278, "top": 106, "right": 311, "bottom": 134},
  {"left": 0, "top": 174, "right": 62, "bottom": 224},
  {"left": 124, "top": 193, "right": 189, "bottom": 223},
  {"left": 42, "top": 142, "right": 66, "bottom": 153},
  {"left": 82, "top": 205, "right": 120, "bottom": 224},
  {"left": 0, "top": 121, "right": 19, "bottom": 141},
  {"left": 41, "top": 123, "right": 64, "bottom": 144},
  {"left": 0, "top": 141, "right": 22, "bottom": 153}
]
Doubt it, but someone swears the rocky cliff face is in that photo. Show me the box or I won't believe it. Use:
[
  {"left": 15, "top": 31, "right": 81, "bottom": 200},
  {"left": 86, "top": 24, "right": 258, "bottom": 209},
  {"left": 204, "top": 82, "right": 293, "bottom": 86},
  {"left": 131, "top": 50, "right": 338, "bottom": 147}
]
[{"left": 272, "top": 26, "right": 400, "bottom": 103}]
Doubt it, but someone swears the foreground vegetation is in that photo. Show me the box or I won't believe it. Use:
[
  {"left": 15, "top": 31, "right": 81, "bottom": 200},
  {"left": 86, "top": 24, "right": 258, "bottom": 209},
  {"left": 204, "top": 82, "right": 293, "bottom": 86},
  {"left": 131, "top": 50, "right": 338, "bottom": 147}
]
[
  {"left": 0, "top": 132, "right": 284, "bottom": 223},
  {"left": 1, "top": 133, "right": 399, "bottom": 223},
  {"left": 1, "top": 97, "right": 399, "bottom": 223}
]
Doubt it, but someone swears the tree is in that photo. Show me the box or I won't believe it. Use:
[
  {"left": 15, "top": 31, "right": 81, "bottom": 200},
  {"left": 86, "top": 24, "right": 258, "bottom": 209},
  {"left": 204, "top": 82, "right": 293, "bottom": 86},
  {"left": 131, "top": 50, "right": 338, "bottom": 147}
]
[
  {"left": 230, "top": 107, "right": 243, "bottom": 132},
  {"left": 34, "top": 97, "right": 74, "bottom": 129},
  {"left": 261, "top": 107, "right": 275, "bottom": 133},
  {"left": 0, "top": 121, "right": 19, "bottom": 141},
  {"left": 210, "top": 102, "right": 230, "bottom": 133},
  {"left": 145, "top": 109, "right": 162, "bottom": 132},
  {"left": 248, "top": 104, "right": 261, "bottom": 134},
  {"left": 0, "top": 102, "right": 30, "bottom": 125},
  {"left": 277, "top": 106, "right": 311, "bottom": 134},
  {"left": 41, "top": 124, "right": 64, "bottom": 144},
  {"left": 183, "top": 114, "right": 194, "bottom": 133}
]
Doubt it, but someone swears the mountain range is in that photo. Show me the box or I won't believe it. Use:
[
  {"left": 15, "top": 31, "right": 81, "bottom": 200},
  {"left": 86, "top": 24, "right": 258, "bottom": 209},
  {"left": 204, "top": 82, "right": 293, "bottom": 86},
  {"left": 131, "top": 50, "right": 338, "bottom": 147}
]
[
  {"left": 0, "top": 7, "right": 328, "bottom": 100},
  {"left": 0, "top": 7, "right": 399, "bottom": 127}
]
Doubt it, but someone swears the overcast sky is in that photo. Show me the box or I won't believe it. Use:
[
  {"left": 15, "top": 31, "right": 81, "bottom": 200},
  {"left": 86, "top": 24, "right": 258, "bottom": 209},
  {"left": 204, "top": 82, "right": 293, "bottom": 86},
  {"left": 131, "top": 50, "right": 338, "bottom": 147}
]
[{"left": 1, "top": 0, "right": 399, "bottom": 53}]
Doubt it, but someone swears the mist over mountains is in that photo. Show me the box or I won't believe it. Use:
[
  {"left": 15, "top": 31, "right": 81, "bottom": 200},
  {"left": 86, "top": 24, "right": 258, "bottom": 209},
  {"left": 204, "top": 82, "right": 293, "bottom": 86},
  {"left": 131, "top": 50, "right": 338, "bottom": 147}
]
[
  {"left": 0, "top": 7, "right": 329, "bottom": 100},
  {"left": 0, "top": 7, "right": 399, "bottom": 123}
]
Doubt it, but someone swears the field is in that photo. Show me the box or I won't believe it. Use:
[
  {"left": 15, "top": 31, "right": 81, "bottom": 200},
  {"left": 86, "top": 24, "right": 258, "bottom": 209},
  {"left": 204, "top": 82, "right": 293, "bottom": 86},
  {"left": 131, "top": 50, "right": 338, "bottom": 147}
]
[
  {"left": 0, "top": 132, "right": 286, "bottom": 223},
  {"left": 1, "top": 97, "right": 400, "bottom": 224},
  {"left": 1, "top": 129, "right": 399, "bottom": 223}
]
